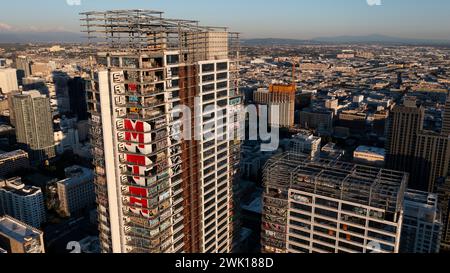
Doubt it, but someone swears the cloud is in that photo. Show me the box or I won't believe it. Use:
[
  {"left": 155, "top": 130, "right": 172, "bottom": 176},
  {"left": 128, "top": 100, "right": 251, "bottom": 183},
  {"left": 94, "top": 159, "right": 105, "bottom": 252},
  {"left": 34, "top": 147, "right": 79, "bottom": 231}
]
[
  {"left": 367, "top": 0, "right": 382, "bottom": 6},
  {"left": 66, "top": 0, "right": 81, "bottom": 5},
  {"left": 0, "top": 22, "right": 13, "bottom": 31},
  {"left": 0, "top": 23, "right": 71, "bottom": 33},
  {"left": 21, "top": 26, "right": 70, "bottom": 32}
]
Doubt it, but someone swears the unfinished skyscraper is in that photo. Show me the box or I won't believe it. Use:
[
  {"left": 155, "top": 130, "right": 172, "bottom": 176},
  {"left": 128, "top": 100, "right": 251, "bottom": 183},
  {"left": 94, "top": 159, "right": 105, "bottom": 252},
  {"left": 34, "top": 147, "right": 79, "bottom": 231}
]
[
  {"left": 261, "top": 152, "right": 408, "bottom": 253},
  {"left": 81, "top": 10, "right": 241, "bottom": 253},
  {"left": 253, "top": 84, "right": 296, "bottom": 129}
]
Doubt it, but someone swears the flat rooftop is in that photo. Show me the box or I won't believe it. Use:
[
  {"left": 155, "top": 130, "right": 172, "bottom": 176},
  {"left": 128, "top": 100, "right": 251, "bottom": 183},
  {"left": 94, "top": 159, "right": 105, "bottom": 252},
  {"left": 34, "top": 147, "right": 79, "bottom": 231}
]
[
  {"left": 0, "top": 178, "right": 41, "bottom": 196},
  {"left": 57, "top": 165, "right": 94, "bottom": 187},
  {"left": 264, "top": 152, "right": 408, "bottom": 214},
  {"left": 0, "top": 150, "right": 28, "bottom": 161},
  {"left": 354, "top": 146, "right": 386, "bottom": 156},
  {"left": 404, "top": 189, "right": 438, "bottom": 209},
  {"left": 0, "top": 216, "right": 42, "bottom": 243}
]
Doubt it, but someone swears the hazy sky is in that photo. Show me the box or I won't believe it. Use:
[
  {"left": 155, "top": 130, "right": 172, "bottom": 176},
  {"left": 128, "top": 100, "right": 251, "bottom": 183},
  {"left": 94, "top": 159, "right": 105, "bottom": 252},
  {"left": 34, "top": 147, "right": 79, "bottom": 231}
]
[{"left": 0, "top": 0, "right": 450, "bottom": 40}]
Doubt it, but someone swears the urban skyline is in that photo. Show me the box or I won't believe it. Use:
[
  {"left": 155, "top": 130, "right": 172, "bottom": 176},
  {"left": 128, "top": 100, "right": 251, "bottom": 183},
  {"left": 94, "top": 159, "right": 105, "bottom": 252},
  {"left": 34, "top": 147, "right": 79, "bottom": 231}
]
[
  {"left": 0, "top": 0, "right": 450, "bottom": 41},
  {"left": 1, "top": 1, "right": 450, "bottom": 266}
]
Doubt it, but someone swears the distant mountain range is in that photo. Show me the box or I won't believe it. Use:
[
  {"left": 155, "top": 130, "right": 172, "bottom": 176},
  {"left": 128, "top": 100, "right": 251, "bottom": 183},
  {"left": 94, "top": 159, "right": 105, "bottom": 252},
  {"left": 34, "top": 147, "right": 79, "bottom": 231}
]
[
  {"left": 241, "top": 38, "right": 317, "bottom": 46},
  {"left": 242, "top": 34, "right": 450, "bottom": 46},
  {"left": 1, "top": 31, "right": 450, "bottom": 46},
  {"left": 0, "top": 31, "right": 83, "bottom": 43},
  {"left": 313, "top": 34, "right": 450, "bottom": 45}
]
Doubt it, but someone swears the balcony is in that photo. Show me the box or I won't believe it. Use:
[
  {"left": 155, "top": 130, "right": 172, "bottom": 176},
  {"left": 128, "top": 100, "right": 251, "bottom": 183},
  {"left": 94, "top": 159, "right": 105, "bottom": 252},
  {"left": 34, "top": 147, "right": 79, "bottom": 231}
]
[
  {"left": 263, "top": 213, "right": 286, "bottom": 226},
  {"left": 142, "top": 58, "right": 164, "bottom": 69},
  {"left": 142, "top": 74, "right": 164, "bottom": 84},
  {"left": 263, "top": 194, "right": 288, "bottom": 206},
  {"left": 264, "top": 206, "right": 287, "bottom": 218},
  {"left": 261, "top": 235, "right": 285, "bottom": 249},
  {"left": 116, "top": 98, "right": 165, "bottom": 109},
  {"left": 262, "top": 221, "right": 287, "bottom": 233}
]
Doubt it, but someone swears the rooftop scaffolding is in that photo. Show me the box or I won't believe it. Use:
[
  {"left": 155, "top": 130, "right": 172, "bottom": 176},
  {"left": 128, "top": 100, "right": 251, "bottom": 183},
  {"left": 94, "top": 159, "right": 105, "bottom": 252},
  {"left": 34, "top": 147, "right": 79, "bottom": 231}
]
[
  {"left": 80, "top": 9, "right": 239, "bottom": 63},
  {"left": 263, "top": 152, "right": 408, "bottom": 215}
]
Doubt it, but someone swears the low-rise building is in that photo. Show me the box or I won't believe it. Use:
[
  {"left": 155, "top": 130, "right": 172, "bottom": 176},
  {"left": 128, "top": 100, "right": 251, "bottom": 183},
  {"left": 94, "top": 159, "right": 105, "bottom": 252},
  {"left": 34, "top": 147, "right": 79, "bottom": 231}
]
[
  {"left": 353, "top": 146, "right": 385, "bottom": 167},
  {"left": 0, "top": 216, "right": 45, "bottom": 253},
  {"left": 321, "top": 142, "right": 345, "bottom": 160},
  {"left": 0, "top": 150, "right": 30, "bottom": 178},
  {"left": 289, "top": 130, "right": 321, "bottom": 160}
]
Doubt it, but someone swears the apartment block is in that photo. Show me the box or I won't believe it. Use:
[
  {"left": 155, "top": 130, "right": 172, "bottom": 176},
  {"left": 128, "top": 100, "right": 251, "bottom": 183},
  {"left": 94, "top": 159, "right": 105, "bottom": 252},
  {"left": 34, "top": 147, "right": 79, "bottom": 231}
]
[
  {"left": 0, "top": 177, "right": 46, "bottom": 228},
  {"left": 11, "top": 90, "right": 55, "bottom": 164}
]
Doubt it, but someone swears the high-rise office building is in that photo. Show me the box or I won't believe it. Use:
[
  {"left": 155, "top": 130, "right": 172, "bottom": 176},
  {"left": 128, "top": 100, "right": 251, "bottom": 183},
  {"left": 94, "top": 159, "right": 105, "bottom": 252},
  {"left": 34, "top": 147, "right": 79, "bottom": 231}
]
[
  {"left": 400, "top": 189, "right": 442, "bottom": 253},
  {"left": 386, "top": 96, "right": 424, "bottom": 171},
  {"left": 82, "top": 10, "right": 241, "bottom": 253},
  {"left": 414, "top": 132, "right": 450, "bottom": 192},
  {"left": 0, "top": 177, "right": 46, "bottom": 228},
  {"left": 387, "top": 95, "right": 450, "bottom": 191},
  {"left": 0, "top": 68, "right": 19, "bottom": 94},
  {"left": 11, "top": 91, "right": 55, "bottom": 164},
  {"left": 15, "top": 56, "right": 32, "bottom": 85},
  {"left": 386, "top": 96, "right": 424, "bottom": 188},
  {"left": 0, "top": 215, "right": 45, "bottom": 253},
  {"left": 442, "top": 93, "right": 450, "bottom": 135},
  {"left": 261, "top": 152, "right": 408, "bottom": 253},
  {"left": 68, "top": 77, "right": 89, "bottom": 121}
]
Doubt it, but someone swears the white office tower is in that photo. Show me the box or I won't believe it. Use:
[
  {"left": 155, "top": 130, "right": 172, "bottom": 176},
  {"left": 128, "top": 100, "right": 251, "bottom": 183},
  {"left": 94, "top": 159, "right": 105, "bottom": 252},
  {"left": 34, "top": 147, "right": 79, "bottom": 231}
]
[
  {"left": 0, "top": 68, "right": 19, "bottom": 94},
  {"left": 56, "top": 165, "right": 95, "bottom": 217},
  {"left": 262, "top": 152, "right": 408, "bottom": 253},
  {"left": 400, "top": 190, "right": 442, "bottom": 253},
  {"left": 81, "top": 10, "right": 241, "bottom": 253}
]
